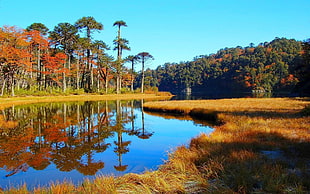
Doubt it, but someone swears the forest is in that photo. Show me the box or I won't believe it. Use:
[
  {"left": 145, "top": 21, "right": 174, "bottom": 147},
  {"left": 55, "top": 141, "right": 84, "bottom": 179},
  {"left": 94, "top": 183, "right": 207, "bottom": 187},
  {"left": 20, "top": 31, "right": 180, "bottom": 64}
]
[
  {"left": 1, "top": 16, "right": 309, "bottom": 97},
  {"left": 0, "top": 17, "right": 154, "bottom": 96},
  {"left": 140, "top": 38, "right": 310, "bottom": 96}
]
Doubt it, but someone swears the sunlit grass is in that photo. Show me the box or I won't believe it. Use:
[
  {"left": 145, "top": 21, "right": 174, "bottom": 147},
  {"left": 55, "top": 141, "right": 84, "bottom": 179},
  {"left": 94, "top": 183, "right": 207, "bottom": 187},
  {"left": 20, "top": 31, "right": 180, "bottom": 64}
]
[
  {"left": 0, "top": 93, "right": 172, "bottom": 110},
  {"left": 144, "top": 97, "right": 310, "bottom": 193}
]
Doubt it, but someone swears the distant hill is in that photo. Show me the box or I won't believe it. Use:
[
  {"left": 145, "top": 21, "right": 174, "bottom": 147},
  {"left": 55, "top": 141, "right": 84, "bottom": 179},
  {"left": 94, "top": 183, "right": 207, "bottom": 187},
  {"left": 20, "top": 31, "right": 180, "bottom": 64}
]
[{"left": 135, "top": 38, "right": 310, "bottom": 96}]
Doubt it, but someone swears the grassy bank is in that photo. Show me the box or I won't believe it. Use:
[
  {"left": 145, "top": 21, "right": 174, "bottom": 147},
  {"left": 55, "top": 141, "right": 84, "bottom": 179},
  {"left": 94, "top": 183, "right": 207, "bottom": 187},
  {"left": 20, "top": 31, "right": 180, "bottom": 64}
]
[
  {"left": 144, "top": 98, "right": 310, "bottom": 193},
  {"left": 0, "top": 93, "right": 172, "bottom": 110},
  {"left": 1, "top": 97, "right": 309, "bottom": 193}
]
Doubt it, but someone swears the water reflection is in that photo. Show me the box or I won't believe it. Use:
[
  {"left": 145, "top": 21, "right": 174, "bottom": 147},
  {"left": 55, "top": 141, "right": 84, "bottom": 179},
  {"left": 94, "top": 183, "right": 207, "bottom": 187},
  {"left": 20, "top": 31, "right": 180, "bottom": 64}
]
[
  {"left": 0, "top": 101, "right": 144, "bottom": 176},
  {"left": 0, "top": 100, "right": 212, "bottom": 189}
]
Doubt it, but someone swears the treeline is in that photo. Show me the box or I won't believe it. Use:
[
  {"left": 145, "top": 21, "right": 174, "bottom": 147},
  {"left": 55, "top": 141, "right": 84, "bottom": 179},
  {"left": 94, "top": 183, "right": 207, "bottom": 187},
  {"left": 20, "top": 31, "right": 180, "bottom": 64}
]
[
  {"left": 140, "top": 38, "right": 310, "bottom": 96},
  {"left": 0, "top": 17, "right": 153, "bottom": 96}
]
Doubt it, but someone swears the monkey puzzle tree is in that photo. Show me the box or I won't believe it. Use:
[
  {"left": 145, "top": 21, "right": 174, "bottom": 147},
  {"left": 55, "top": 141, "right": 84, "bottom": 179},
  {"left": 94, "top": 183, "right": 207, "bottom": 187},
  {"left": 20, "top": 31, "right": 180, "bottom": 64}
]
[
  {"left": 125, "top": 55, "right": 139, "bottom": 92},
  {"left": 91, "top": 40, "right": 109, "bottom": 92},
  {"left": 49, "top": 23, "right": 79, "bottom": 91},
  {"left": 75, "top": 16, "right": 103, "bottom": 92},
  {"left": 113, "top": 20, "right": 129, "bottom": 94},
  {"left": 26, "top": 23, "right": 49, "bottom": 36},
  {"left": 137, "top": 52, "right": 154, "bottom": 93},
  {"left": 26, "top": 23, "right": 49, "bottom": 90}
]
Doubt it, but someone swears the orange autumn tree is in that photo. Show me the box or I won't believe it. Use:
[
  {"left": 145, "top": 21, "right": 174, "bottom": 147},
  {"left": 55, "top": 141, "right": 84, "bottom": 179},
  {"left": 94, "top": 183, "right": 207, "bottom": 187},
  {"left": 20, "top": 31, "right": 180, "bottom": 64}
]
[
  {"left": 25, "top": 29, "right": 50, "bottom": 89},
  {"left": 42, "top": 52, "right": 68, "bottom": 90},
  {"left": 0, "top": 26, "right": 32, "bottom": 96}
]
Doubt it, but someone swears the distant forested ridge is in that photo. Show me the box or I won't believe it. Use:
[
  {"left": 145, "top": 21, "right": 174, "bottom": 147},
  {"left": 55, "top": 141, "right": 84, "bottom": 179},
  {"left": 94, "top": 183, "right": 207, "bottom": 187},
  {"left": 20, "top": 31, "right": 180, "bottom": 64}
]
[{"left": 137, "top": 38, "right": 310, "bottom": 96}]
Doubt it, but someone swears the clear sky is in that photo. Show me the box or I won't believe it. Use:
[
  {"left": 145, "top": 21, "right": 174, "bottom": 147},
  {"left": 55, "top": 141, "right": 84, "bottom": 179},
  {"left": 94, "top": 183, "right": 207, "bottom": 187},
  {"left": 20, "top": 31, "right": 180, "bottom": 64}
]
[{"left": 0, "top": 0, "right": 309, "bottom": 69}]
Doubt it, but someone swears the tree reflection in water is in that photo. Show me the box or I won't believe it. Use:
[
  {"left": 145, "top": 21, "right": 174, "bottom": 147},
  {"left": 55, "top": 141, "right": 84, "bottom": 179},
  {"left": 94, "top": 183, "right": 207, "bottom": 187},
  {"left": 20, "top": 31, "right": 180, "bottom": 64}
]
[
  {"left": 137, "top": 100, "right": 153, "bottom": 140},
  {"left": 0, "top": 100, "right": 152, "bottom": 177}
]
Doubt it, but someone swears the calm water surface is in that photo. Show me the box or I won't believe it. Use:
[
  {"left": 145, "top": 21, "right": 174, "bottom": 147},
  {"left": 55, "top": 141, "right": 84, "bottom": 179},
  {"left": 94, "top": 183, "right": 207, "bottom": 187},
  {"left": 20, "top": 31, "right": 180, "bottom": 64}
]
[{"left": 0, "top": 100, "right": 212, "bottom": 189}]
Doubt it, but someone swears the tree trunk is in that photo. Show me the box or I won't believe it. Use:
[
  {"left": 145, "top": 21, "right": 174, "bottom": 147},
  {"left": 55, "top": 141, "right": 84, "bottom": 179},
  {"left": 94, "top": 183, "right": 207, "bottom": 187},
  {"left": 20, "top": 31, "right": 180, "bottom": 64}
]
[
  {"left": 63, "top": 62, "right": 66, "bottom": 92},
  {"left": 105, "top": 70, "right": 109, "bottom": 94},
  {"left": 131, "top": 61, "right": 134, "bottom": 92},
  {"left": 37, "top": 46, "right": 41, "bottom": 90},
  {"left": 91, "top": 62, "right": 94, "bottom": 91},
  {"left": 68, "top": 54, "right": 71, "bottom": 89},
  {"left": 97, "top": 70, "right": 100, "bottom": 93},
  {"left": 116, "top": 61, "right": 121, "bottom": 94},
  {"left": 1, "top": 78, "right": 6, "bottom": 96},
  {"left": 76, "top": 56, "right": 80, "bottom": 90},
  {"left": 11, "top": 74, "right": 15, "bottom": 97},
  {"left": 141, "top": 59, "right": 145, "bottom": 93}
]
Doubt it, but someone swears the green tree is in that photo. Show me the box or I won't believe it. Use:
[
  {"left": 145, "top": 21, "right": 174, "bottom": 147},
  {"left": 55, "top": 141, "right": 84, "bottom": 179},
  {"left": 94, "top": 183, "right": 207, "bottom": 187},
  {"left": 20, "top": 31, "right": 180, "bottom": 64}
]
[
  {"left": 26, "top": 23, "right": 50, "bottom": 90},
  {"left": 125, "top": 55, "right": 139, "bottom": 92},
  {"left": 137, "top": 52, "right": 154, "bottom": 93},
  {"left": 75, "top": 16, "right": 103, "bottom": 92},
  {"left": 26, "top": 23, "right": 49, "bottom": 36},
  {"left": 295, "top": 39, "right": 310, "bottom": 95},
  {"left": 49, "top": 23, "right": 79, "bottom": 91},
  {"left": 91, "top": 40, "right": 109, "bottom": 92},
  {"left": 113, "top": 20, "right": 129, "bottom": 94}
]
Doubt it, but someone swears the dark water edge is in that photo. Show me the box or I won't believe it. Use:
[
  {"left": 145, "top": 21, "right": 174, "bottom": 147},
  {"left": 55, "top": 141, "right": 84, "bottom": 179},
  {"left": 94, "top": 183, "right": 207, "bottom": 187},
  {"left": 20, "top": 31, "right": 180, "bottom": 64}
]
[{"left": 171, "top": 91, "right": 301, "bottom": 100}]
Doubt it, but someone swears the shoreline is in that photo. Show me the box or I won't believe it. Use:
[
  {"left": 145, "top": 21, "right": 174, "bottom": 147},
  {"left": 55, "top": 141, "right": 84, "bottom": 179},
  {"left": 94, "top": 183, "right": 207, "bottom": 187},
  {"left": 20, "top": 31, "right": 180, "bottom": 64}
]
[
  {"left": 143, "top": 97, "right": 310, "bottom": 193},
  {"left": 0, "top": 93, "right": 172, "bottom": 110}
]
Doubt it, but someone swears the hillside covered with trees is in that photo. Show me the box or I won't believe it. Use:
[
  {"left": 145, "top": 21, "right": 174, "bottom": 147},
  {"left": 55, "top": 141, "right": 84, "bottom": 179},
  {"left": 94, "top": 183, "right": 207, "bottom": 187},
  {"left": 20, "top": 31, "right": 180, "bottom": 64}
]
[{"left": 138, "top": 38, "right": 310, "bottom": 96}]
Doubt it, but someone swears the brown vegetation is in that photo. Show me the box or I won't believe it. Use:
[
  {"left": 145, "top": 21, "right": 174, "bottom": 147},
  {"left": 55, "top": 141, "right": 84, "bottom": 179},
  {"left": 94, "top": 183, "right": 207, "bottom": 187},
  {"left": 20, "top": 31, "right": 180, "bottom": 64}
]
[{"left": 143, "top": 98, "right": 310, "bottom": 193}]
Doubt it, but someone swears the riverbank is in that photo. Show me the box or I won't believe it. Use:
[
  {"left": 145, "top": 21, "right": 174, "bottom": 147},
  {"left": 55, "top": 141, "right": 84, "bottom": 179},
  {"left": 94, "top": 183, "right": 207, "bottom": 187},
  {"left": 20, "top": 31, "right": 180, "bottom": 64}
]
[
  {"left": 143, "top": 98, "right": 310, "bottom": 193},
  {"left": 1, "top": 97, "right": 309, "bottom": 193}
]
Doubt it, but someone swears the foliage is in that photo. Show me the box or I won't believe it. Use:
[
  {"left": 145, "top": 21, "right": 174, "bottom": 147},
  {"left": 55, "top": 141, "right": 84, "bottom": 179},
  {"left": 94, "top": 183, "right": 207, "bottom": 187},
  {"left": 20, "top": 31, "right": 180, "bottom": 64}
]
[
  {"left": 141, "top": 38, "right": 309, "bottom": 95},
  {"left": 0, "top": 17, "right": 150, "bottom": 97}
]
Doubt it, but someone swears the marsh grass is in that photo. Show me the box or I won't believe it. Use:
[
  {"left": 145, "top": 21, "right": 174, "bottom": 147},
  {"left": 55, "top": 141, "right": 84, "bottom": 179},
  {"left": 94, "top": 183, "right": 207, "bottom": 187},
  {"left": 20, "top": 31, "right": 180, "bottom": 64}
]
[
  {"left": 144, "top": 98, "right": 310, "bottom": 193},
  {"left": 1, "top": 97, "right": 309, "bottom": 193}
]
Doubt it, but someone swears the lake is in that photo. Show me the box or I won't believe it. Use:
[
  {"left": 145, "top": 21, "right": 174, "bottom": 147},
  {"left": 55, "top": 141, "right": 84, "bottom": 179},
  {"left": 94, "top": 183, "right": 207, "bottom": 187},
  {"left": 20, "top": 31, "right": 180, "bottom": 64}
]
[{"left": 0, "top": 100, "right": 213, "bottom": 190}]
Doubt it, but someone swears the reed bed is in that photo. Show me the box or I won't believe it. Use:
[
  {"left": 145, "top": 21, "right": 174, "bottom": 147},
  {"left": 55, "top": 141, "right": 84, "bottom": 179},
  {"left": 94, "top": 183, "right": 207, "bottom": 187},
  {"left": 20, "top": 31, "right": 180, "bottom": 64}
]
[
  {"left": 144, "top": 97, "right": 310, "bottom": 193},
  {"left": 1, "top": 97, "right": 309, "bottom": 193}
]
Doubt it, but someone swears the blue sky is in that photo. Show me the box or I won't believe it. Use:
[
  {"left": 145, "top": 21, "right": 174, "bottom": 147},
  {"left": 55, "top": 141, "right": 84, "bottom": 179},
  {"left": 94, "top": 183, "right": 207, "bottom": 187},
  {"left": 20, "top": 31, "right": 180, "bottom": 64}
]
[{"left": 0, "top": 0, "right": 309, "bottom": 69}]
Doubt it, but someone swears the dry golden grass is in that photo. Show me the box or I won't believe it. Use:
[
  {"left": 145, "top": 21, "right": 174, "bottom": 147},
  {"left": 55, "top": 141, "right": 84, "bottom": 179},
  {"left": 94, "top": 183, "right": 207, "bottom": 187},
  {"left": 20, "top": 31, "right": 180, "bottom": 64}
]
[
  {"left": 144, "top": 97, "right": 310, "bottom": 193},
  {"left": 0, "top": 93, "right": 171, "bottom": 110},
  {"left": 144, "top": 98, "right": 308, "bottom": 113}
]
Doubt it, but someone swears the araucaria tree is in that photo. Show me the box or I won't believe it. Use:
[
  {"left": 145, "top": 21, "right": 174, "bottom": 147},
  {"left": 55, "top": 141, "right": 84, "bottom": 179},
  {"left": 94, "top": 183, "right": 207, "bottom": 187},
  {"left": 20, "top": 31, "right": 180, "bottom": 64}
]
[
  {"left": 113, "top": 20, "right": 130, "bottom": 94},
  {"left": 126, "top": 55, "right": 139, "bottom": 92},
  {"left": 137, "top": 52, "right": 154, "bottom": 93},
  {"left": 49, "top": 22, "right": 79, "bottom": 92},
  {"left": 75, "top": 16, "right": 103, "bottom": 92},
  {"left": 26, "top": 23, "right": 49, "bottom": 90}
]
